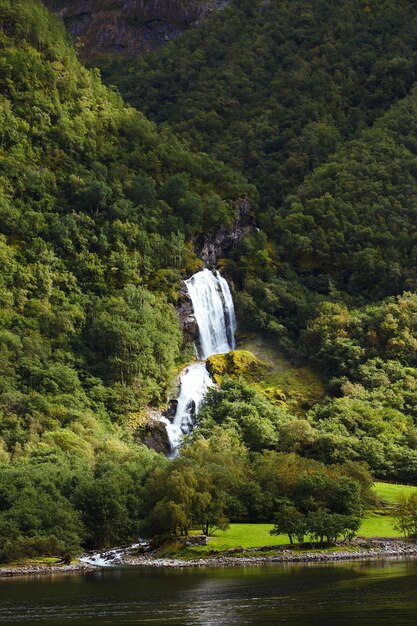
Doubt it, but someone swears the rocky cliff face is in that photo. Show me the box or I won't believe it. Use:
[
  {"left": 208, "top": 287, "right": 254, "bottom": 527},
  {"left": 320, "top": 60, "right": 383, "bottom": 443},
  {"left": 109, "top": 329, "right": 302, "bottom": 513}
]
[
  {"left": 195, "top": 198, "right": 254, "bottom": 267},
  {"left": 175, "top": 200, "right": 253, "bottom": 357},
  {"left": 42, "top": 0, "right": 229, "bottom": 59}
]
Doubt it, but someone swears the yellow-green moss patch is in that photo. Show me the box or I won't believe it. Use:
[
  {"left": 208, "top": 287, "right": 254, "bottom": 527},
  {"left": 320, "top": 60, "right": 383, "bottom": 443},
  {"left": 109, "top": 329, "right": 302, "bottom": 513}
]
[
  {"left": 235, "top": 335, "right": 326, "bottom": 414},
  {"left": 261, "top": 365, "right": 325, "bottom": 415},
  {"left": 206, "top": 350, "right": 271, "bottom": 384}
]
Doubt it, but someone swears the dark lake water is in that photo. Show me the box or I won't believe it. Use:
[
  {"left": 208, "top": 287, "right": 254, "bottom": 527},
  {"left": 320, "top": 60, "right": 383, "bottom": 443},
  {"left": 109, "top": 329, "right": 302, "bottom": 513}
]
[{"left": 1, "top": 560, "right": 417, "bottom": 625}]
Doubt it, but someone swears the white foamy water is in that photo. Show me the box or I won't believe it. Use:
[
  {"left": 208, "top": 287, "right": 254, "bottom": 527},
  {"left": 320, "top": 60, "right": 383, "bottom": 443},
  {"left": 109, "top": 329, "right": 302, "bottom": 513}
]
[
  {"left": 164, "top": 362, "right": 214, "bottom": 451},
  {"left": 79, "top": 542, "right": 147, "bottom": 568},
  {"left": 185, "top": 269, "right": 236, "bottom": 359},
  {"left": 165, "top": 269, "right": 236, "bottom": 454}
]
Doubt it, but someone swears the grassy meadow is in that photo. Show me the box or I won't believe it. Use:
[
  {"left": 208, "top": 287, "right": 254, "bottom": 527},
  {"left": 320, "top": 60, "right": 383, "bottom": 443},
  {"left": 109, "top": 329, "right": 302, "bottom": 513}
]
[
  {"left": 158, "top": 481, "right": 417, "bottom": 558},
  {"left": 374, "top": 482, "right": 417, "bottom": 504}
]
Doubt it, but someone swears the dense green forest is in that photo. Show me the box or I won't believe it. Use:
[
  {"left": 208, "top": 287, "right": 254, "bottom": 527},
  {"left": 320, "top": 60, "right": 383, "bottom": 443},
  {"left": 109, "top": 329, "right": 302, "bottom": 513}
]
[
  {"left": 0, "top": 0, "right": 251, "bottom": 559},
  {"left": 3, "top": 0, "right": 417, "bottom": 560},
  {"left": 102, "top": 0, "right": 417, "bottom": 207},
  {"left": 102, "top": 0, "right": 417, "bottom": 302},
  {"left": 99, "top": 0, "right": 417, "bottom": 484}
]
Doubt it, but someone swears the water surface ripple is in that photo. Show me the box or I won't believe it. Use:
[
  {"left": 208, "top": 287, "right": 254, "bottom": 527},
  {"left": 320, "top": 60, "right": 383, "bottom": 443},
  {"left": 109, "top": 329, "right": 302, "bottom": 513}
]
[{"left": 1, "top": 560, "right": 417, "bottom": 625}]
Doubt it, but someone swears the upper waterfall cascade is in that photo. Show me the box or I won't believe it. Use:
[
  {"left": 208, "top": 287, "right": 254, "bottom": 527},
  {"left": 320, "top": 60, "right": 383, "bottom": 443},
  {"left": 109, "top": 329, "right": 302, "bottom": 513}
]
[
  {"left": 166, "top": 269, "right": 236, "bottom": 453},
  {"left": 186, "top": 269, "right": 237, "bottom": 359}
]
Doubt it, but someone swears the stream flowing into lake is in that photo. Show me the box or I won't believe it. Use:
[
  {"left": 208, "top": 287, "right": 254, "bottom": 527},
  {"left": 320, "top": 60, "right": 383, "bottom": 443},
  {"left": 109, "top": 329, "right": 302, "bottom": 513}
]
[{"left": 164, "top": 269, "right": 236, "bottom": 453}]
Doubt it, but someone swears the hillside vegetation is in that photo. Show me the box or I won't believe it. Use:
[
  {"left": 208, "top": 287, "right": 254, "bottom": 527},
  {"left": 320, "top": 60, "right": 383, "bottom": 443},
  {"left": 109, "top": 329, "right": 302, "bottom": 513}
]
[
  {"left": 103, "top": 0, "right": 417, "bottom": 209},
  {"left": 0, "top": 0, "right": 250, "bottom": 559},
  {"left": 97, "top": 0, "right": 417, "bottom": 485},
  {"left": 0, "top": 0, "right": 247, "bottom": 427},
  {"left": 101, "top": 0, "right": 417, "bottom": 314},
  {"left": 3, "top": 0, "right": 417, "bottom": 561}
]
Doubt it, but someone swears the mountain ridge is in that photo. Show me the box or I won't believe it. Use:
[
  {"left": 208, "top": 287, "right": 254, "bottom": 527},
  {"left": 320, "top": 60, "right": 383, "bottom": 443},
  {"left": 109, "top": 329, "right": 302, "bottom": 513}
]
[{"left": 41, "top": 0, "right": 230, "bottom": 60}]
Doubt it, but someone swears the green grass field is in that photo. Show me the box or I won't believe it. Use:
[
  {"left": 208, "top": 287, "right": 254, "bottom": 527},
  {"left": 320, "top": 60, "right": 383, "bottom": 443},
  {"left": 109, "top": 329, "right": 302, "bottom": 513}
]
[
  {"left": 161, "top": 482, "right": 417, "bottom": 558},
  {"left": 374, "top": 482, "right": 417, "bottom": 504},
  {"left": 175, "top": 516, "right": 398, "bottom": 558},
  {"left": 203, "top": 483, "right": 416, "bottom": 548},
  {"left": 204, "top": 516, "right": 400, "bottom": 549},
  {"left": 0, "top": 556, "right": 63, "bottom": 569},
  {"left": 193, "top": 524, "right": 288, "bottom": 550},
  {"left": 360, "top": 515, "right": 400, "bottom": 537}
]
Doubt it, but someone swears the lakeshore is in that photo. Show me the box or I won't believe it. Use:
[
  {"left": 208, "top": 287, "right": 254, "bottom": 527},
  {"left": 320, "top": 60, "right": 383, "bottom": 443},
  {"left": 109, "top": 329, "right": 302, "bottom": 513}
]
[
  {"left": 3, "top": 559, "right": 417, "bottom": 626},
  {"left": 0, "top": 562, "right": 96, "bottom": 578},
  {"left": 3, "top": 537, "right": 417, "bottom": 578},
  {"left": 122, "top": 537, "right": 417, "bottom": 568}
]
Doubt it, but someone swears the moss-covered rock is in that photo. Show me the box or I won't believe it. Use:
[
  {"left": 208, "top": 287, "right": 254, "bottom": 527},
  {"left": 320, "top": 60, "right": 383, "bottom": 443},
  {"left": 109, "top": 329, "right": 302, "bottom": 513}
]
[
  {"left": 262, "top": 365, "right": 326, "bottom": 415},
  {"left": 206, "top": 350, "right": 271, "bottom": 384}
]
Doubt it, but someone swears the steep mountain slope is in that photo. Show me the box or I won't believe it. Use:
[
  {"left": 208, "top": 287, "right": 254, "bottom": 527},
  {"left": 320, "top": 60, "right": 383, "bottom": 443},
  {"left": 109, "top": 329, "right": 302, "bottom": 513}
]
[
  {"left": 0, "top": 0, "right": 247, "bottom": 444},
  {"left": 278, "top": 86, "right": 417, "bottom": 298},
  {"left": 3, "top": 0, "right": 417, "bottom": 561},
  {"left": 99, "top": 0, "right": 417, "bottom": 345},
  {"left": 0, "top": 0, "right": 252, "bottom": 558},
  {"left": 41, "top": 0, "right": 229, "bottom": 60},
  {"left": 103, "top": 0, "right": 417, "bottom": 211}
]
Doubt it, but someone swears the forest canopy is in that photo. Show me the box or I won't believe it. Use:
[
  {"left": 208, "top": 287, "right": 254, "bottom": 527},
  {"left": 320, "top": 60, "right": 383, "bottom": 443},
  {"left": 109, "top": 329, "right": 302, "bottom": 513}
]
[
  {"left": 0, "top": 0, "right": 251, "bottom": 557},
  {"left": 2, "top": 0, "right": 417, "bottom": 559}
]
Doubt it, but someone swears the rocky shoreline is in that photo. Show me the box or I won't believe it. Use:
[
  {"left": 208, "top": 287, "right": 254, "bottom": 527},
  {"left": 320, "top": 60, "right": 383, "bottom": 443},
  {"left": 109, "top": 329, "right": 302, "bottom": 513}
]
[
  {"left": 0, "top": 562, "right": 97, "bottom": 578},
  {"left": 2, "top": 538, "right": 417, "bottom": 577},
  {"left": 122, "top": 538, "right": 417, "bottom": 568}
]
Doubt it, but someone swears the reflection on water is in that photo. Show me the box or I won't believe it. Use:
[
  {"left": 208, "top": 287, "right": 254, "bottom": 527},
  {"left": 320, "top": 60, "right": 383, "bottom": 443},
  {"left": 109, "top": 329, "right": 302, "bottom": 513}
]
[{"left": 1, "top": 560, "right": 417, "bottom": 625}]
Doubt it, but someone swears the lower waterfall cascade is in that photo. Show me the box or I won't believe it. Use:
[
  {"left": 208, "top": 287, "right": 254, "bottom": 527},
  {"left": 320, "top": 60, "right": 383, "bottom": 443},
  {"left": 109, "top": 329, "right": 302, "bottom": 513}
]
[
  {"left": 165, "top": 268, "right": 237, "bottom": 453},
  {"left": 163, "top": 362, "right": 214, "bottom": 451}
]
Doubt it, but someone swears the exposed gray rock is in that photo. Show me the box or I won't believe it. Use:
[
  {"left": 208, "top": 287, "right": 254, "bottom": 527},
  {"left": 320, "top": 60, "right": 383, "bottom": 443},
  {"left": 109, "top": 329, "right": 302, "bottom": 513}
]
[
  {"left": 179, "top": 535, "right": 209, "bottom": 546},
  {"left": 195, "top": 198, "right": 254, "bottom": 267},
  {"left": 41, "top": 0, "right": 230, "bottom": 60},
  {"left": 165, "top": 399, "right": 178, "bottom": 421},
  {"left": 176, "top": 284, "right": 199, "bottom": 345},
  {"left": 0, "top": 563, "right": 96, "bottom": 577},
  {"left": 135, "top": 410, "right": 171, "bottom": 455}
]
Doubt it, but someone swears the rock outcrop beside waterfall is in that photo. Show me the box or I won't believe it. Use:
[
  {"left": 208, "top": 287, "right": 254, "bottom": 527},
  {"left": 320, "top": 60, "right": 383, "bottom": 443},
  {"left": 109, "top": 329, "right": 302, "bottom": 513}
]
[
  {"left": 131, "top": 409, "right": 172, "bottom": 455},
  {"left": 176, "top": 284, "right": 200, "bottom": 346},
  {"left": 41, "top": 0, "right": 230, "bottom": 60},
  {"left": 195, "top": 199, "right": 254, "bottom": 266},
  {"left": 176, "top": 201, "right": 253, "bottom": 348}
]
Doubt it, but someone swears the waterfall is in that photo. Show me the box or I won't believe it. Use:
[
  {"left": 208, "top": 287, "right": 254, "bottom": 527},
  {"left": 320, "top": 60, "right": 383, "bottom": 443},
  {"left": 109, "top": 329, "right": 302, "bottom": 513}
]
[
  {"left": 166, "top": 269, "right": 236, "bottom": 453},
  {"left": 186, "top": 268, "right": 237, "bottom": 359},
  {"left": 164, "top": 362, "right": 214, "bottom": 451}
]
